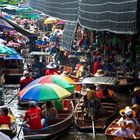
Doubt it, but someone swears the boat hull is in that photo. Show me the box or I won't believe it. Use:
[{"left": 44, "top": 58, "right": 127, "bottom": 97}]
[
  {"left": 23, "top": 100, "right": 74, "bottom": 140},
  {"left": 75, "top": 97, "right": 118, "bottom": 132}
]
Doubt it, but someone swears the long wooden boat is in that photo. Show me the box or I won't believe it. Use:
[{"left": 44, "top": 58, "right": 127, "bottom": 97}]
[
  {"left": 74, "top": 96, "right": 118, "bottom": 132},
  {"left": 0, "top": 106, "right": 17, "bottom": 138},
  {"left": 23, "top": 99, "right": 74, "bottom": 140},
  {"left": 105, "top": 117, "right": 140, "bottom": 140},
  {"left": 74, "top": 76, "right": 119, "bottom": 132}
]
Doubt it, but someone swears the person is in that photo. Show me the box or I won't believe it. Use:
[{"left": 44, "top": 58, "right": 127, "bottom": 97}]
[
  {"left": 118, "top": 107, "right": 139, "bottom": 135},
  {"left": 45, "top": 62, "right": 59, "bottom": 75},
  {"left": 32, "top": 57, "right": 46, "bottom": 79},
  {"left": 22, "top": 101, "right": 44, "bottom": 132},
  {"left": 130, "top": 104, "right": 140, "bottom": 124},
  {"left": 76, "top": 59, "right": 86, "bottom": 79},
  {"left": 0, "top": 107, "right": 11, "bottom": 129},
  {"left": 93, "top": 57, "right": 103, "bottom": 74},
  {"left": 113, "top": 120, "right": 134, "bottom": 138},
  {"left": 42, "top": 102, "right": 58, "bottom": 121},
  {"left": 131, "top": 87, "right": 140, "bottom": 105},
  {"left": 88, "top": 92, "right": 102, "bottom": 117},
  {"left": 19, "top": 71, "right": 34, "bottom": 90}
]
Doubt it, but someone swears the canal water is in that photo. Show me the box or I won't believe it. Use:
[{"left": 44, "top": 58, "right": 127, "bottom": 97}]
[{"left": 4, "top": 85, "right": 129, "bottom": 140}]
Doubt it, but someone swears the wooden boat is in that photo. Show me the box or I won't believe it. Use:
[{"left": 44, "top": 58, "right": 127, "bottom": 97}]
[
  {"left": 74, "top": 76, "right": 119, "bottom": 132},
  {"left": 23, "top": 99, "right": 74, "bottom": 140},
  {"left": 75, "top": 96, "right": 118, "bottom": 132},
  {"left": 0, "top": 106, "right": 17, "bottom": 138},
  {"left": 105, "top": 117, "right": 140, "bottom": 140},
  {"left": 3, "top": 51, "right": 24, "bottom": 84}
]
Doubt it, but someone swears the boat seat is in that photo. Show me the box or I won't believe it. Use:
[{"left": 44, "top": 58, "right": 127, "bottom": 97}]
[
  {"left": 57, "top": 110, "right": 70, "bottom": 114},
  {"left": 48, "top": 118, "right": 64, "bottom": 125},
  {"left": 58, "top": 114, "right": 70, "bottom": 118}
]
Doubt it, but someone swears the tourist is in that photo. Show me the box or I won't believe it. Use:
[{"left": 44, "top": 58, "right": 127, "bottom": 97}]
[
  {"left": 22, "top": 101, "right": 44, "bottom": 132},
  {"left": 19, "top": 70, "right": 34, "bottom": 90},
  {"left": 42, "top": 102, "right": 58, "bottom": 121},
  {"left": 45, "top": 62, "right": 59, "bottom": 75},
  {"left": 0, "top": 107, "right": 11, "bottom": 129},
  {"left": 113, "top": 120, "right": 135, "bottom": 138}
]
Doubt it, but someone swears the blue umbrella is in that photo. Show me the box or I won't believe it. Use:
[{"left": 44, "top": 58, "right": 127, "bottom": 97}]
[
  {"left": 0, "top": 44, "right": 17, "bottom": 55},
  {"left": 4, "top": 54, "right": 24, "bottom": 60}
]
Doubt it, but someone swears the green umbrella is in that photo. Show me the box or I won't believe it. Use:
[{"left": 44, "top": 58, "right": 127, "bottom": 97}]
[{"left": 0, "top": 43, "right": 17, "bottom": 55}]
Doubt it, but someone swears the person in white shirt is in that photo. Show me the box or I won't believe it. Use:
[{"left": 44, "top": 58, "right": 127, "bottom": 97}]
[{"left": 114, "top": 120, "right": 134, "bottom": 138}]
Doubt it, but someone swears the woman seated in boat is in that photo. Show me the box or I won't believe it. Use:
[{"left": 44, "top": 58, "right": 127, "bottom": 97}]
[
  {"left": 22, "top": 101, "right": 44, "bottom": 133},
  {"left": 42, "top": 102, "right": 58, "bottom": 121},
  {"left": 113, "top": 120, "right": 135, "bottom": 138},
  {"left": 0, "top": 107, "right": 11, "bottom": 129},
  {"left": 118, "top": 107, "right": 139, "bottom": 135}
]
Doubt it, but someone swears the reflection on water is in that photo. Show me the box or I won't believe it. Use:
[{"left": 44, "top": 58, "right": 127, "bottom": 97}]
[
  {"left": 57, "top": 133, "right": 108, "bottom": 140},
  {"left": 4, "top": 85, "right": 108, "bottom": 140}
]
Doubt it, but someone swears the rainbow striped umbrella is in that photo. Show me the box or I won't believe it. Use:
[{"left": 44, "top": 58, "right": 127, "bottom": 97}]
[
  {"left": 25, "top": 75, "right": 75, "bottom": 92},
  {"left": 19, "top": 83, "right": 71, "bottom": 102}
]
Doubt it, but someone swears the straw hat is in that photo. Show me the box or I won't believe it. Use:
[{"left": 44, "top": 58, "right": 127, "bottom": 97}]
[
  {"left": 46, "top": 62, "right": 57, "bottom": 69},
  {"left": 94, "top": 69, "right": 105, "bottom": 77},
  {"left": 133, "top": 86, "right": 140, "bottom": 96},
  {"left": 131, "top": 104, "right": 140, "bottom": 109},
  {"left": 119, "top": 106, "right": 134, "bottom": 116}
]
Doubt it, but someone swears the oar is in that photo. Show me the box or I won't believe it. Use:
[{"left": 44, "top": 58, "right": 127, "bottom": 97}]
[
  {"left": 7, "top": 89, "right": 19, "bottom": 104},
  {"left": 91, "top": 115, "right": 96, "bottom": 140},
  {"left": 16, "top": 118, "right": 25, "bottom": 140}
]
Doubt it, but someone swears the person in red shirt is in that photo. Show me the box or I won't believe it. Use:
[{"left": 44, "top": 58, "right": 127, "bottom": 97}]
[
  {"left": 19, "top": 71, "right": 34, "bottom": 90},
  {"left": 22, "top": 101, "right": 43, "bottom": 132},
  {"left": 45, "top": 62, "right": 59, "bottom": 75},
  {"left": 93, "top": 57, "right": 102, "bottom": 74},
  {"left": 0, "top": 107, "right": 11, "bottom": 128}
]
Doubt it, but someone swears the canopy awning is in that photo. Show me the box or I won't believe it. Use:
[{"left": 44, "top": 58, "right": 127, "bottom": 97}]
[
  {"left": 82, "top": 77, "right": 118, "bottom": 85},
  {"left": 78, "top": 0, "right": 138, "bottom": 34},
  {"left": 29, "top": 0, "right": 79, "bottom": 22}
]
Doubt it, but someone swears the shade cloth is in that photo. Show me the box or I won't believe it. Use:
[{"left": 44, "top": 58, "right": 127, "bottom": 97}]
[{"left": 29, "top": 0, "right": 79, "bottom": 22}]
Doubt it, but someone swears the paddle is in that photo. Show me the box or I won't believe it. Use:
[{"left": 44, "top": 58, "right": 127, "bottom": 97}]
[
  {"left": 16, "top": 117, "right": 25, "bottom": 140},
  {"left": 91, "top": 115, "right": 96, "bottom": 140},
  {"left": 7, "top": 89, "right": 19, "bottom": 104}
]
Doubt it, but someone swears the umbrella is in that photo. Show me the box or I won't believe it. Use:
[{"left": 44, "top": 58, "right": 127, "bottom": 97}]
[
  {"left": 4, "top": 48, "right": 24, "bottom": 60},
  {"left": 44, "top": 17, "right": 56, "bottom": 24},
  {"left": 0, "top": 19, "right": 14, "bottom": 30},
  {"left": 4, "top": 54, "right": 24, "bottom": 60},
  {"left": 57, "top": 20, "right": 65, "bottom": 25},
  {"left": 25, "top": 75, "right": 75, "bottom": 92},
  {"left": 19, "top": 83, "right": 71, "bottom": 102},
  {"left": 7, "top": 42, "right": 21, "bottom": 47},
  {"left": 0, "top": 43, "right": 17, "bottom": 55},
  {"left": 0, "top": 38, "right": 6, "bottom": 44}
]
